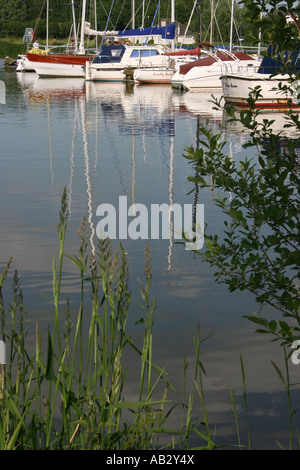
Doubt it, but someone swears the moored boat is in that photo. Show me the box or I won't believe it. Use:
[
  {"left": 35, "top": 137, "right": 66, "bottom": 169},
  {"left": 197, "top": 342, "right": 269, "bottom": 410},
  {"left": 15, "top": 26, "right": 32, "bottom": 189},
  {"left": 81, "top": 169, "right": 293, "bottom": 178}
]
[
  {"left": 25, "top": 51, "right": 93, "bottom": 78},
  {"left": 85, "top": 42, "right": 170, "bottom": 82},
  {"left": 220, "top": 45, "right": 300, "bottom": 110},
  {"left": 133, "top": 46, "right": 202, "bottom": 85},
  {"left": 171, "top": 45, "right": 260, "bottom": 91}
]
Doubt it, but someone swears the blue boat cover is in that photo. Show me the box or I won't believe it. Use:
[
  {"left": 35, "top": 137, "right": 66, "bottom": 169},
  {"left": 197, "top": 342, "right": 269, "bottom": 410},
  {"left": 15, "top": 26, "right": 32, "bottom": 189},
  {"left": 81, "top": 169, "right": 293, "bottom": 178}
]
[
  {"left": 117, "top": 23, "right": 175, "bottom": 39},
  {"left": 93, "top": 44, "right": 126, "bottom": 63},
  {"left": 258, "top": 44, "right": 300, "bottom": 74}
]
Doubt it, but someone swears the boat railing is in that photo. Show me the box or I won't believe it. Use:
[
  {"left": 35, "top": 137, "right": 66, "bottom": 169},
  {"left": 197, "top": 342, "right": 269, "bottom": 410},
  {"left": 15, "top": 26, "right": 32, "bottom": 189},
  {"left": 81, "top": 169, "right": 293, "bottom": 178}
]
[{"left": 222, "top": 62, "right": 260, "bottom": 75}]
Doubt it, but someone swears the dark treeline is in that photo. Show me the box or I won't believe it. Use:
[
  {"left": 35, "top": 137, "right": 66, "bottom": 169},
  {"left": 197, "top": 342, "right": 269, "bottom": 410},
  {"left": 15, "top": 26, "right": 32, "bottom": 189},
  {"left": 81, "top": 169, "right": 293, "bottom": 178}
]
[{"left": 0, "top": 0, "right": 256, "bottom": 45}]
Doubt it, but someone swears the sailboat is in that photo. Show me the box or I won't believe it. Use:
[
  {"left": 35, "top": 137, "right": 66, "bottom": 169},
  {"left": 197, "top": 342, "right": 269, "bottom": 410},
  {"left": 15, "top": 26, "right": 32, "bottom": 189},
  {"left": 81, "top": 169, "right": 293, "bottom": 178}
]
[
  {"left": 133, "top": 0, "right": 201, "bottom": 85},
  {"left": 171, "top": 0, "right": 261, "bottom": 91},
  {"left": 85, "top": 0, "right": 176, "bottom": 82},
  {"left": 20, "top": 0, "right": 97, "bottom": 78}
]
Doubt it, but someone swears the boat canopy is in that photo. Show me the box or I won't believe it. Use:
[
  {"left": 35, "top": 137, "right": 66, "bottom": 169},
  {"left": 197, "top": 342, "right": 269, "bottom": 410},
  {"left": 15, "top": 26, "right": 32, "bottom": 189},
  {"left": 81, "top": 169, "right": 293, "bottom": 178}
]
[
  {"left": 178, "top": 51, "right": 255, "bottom": 75},
  {"left": 165, "top": 46, "right": 201, "bottom": 56},
  {"left": 93, "top": 44, "right": 126, "bottom": 63},
  {"left": 258, "top": 44, "right": 300, "bottom": 74},
  {"left": 117, "top": 23, "right": 175, "bottom": 39},
  {"left": 84, "top": 21, "right": 175, "bottom": 41}
]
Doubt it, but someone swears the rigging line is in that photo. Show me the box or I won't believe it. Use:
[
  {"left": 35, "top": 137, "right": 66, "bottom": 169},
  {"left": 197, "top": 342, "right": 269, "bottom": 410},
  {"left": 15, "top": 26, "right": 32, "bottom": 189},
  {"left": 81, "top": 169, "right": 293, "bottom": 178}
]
[
  {"left": 181, "top": 0, "right": 198, "bottom": 47},
  {"left": 144, "top": 0, "right": 151, "bottom": 23},
  {"left": 203, "top": 0, "right": 224, "bottom": 46},
  {"left": 98, "top": 0, "right": 116, "bottom": 30},
  {"left": 114, "top": 0, "right": 127, "bottom": 26},
  {"left": 123, "top": 1, "right": 144, "bottom": 31},
  {"left": 99, "top": 0, "right": 117, "bottom": 50},
  {"left": 34, "top": 0, "right": 46, "bottom": 34},
  {"left": 143, "top": 1, "right": 161, "bottom": 45},
  {"left": 211, "top": 0, "right": 223, "bottom": 46}
]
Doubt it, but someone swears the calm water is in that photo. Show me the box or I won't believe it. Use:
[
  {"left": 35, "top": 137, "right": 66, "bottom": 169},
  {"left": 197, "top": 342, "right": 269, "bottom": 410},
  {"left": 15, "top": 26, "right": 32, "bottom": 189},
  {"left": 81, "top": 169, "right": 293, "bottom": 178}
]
[{"left": 0, "top": 60, "right": 299, "bottom": 449}]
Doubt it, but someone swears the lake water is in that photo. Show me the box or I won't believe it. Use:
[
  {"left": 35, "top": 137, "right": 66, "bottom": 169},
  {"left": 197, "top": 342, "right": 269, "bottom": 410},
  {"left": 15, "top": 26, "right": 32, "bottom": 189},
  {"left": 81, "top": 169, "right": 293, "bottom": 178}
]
[{"left": 0, "top": 60, "right": 299, "bottom": 449}]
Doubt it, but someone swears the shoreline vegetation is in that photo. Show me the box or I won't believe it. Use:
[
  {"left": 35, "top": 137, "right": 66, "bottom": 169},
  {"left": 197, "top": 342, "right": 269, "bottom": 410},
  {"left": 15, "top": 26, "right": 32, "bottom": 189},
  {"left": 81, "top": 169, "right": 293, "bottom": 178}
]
[
  {"left": 0, "top": 38, "right": 95, "bottom": 59},
  {"left": 0, "top": 190, "right": 226, "bottom": 450},
  {"left": 0, "top": 160, "right": 299, "bottom": 449}
]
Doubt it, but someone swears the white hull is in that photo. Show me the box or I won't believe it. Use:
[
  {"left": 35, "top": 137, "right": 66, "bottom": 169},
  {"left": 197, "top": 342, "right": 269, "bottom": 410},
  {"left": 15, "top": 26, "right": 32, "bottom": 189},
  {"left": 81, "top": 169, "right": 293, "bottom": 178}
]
[
  {"left": 34, "top": 61, "right": 85, "bottom": 78},
  {"left": 85, "top": 62, "right": 126, "bottom": 82},
  {"left": 221, "top": 72, "right": 299, "bottom": 109},
  {"left": 172, "top": 61, "right": 260, "bottom": 91},
  {"left": 134, "top": 67, "right": 174, "bottom": 84},
  {"left": 85, "top": 44, "right": 168, "bottom": 82},
  {"left": 16, "top": 56, "right": 36, "bottom": 72}
]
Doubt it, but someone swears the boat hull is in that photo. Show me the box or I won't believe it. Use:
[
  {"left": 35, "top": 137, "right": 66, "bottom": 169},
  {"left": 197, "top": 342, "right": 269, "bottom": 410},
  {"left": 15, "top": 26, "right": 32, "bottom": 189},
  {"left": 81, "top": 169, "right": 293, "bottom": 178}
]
[
  {"left": 133, "top": 67, "right": 174, "bottom": 84},
  {"left": 85, "top": 62, "right": 126, "bottom": 82},
  {"left": 221, "top": 73, "right": 300, "bottom": 110},
  {"left": 171, "top": 61, "right": 260, "bottom": 92},
  {"left": 85, "top": 44, "right": 167, "bottom": 82},
  {"left": 16, "top": 55, "right": 36, "bottom": 72},
  {"left": 25, "top": 52, "right": 92, "bottom": 77},
  {"left": 33, "top": 61, "right": 86, "bottom": 78}
]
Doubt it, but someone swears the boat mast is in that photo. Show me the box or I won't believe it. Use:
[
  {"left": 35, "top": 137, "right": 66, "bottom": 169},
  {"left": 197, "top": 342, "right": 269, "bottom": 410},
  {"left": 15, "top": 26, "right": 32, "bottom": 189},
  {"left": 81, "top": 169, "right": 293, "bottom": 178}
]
[
  {"left": 171, "top": 0, "right": 175, "bottom": 51},
  {"left": 94, "top": 0, "right": 98, "bottom": 49},
  {"left": 210, "top": 0, "right": 213, "bottom": 45},
  {"left": 71, "top": 0, "right": 78, "bottom": 53},
  {"left": 197, "top": 0, "right": 201, "bottom": 44},
  {"left": 46, "top": 0, "right": 49, "bottom": 50},
  {"left": 78, "top": 0, "right": 87, "bottom": 54},
  {"left": 142, "top": 0, "right": 145, "bottom": 28},
  {"left": 229, "top": 0, "right": 234, "bottom": 52},
  {"left": 132, "top": 0, "right": 135, "bottom": 29}
]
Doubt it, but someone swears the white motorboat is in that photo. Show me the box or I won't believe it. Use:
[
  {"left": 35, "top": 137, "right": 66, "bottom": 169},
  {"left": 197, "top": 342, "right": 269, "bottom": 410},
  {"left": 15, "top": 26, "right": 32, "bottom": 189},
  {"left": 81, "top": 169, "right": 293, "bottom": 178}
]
[
  {"left": 85, "top": 42, "right": 170, "bottom": 82},
  {"left": 133, "top": 46, "right": 202, "bottom": 85},
  {"left": 171, "top": 45, "right": 260, "bottom": 92},
  {"left": 221, "top": 45, "right": 300, "bottom": 110}
]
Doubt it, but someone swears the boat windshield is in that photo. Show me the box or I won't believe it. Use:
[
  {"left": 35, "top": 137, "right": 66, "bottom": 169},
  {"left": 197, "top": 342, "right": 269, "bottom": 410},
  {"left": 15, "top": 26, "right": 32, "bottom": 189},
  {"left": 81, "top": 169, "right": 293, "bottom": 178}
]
[{"left": 130, "top": 49, "right": 160, "bottom": 58}]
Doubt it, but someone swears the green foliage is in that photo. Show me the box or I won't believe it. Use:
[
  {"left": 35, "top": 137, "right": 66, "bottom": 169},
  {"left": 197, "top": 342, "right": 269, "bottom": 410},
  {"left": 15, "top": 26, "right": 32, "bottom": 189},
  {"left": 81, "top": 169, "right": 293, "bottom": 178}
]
[
  {"left": 0, "top": 0, "right": 27, "bottom": 22},
  {"left": 242, "top": 0, "right": 300, "bottom": 49},
  {"left": 0, "top": 192, "right": 218, "bottom": 450},
  {"left": 184, "top": 106, "right": 300, "bottom": 345},
  {"left": 0, "top": 0, "right": 257, "bottom": 45},
  {"left": 183, "top": 0, "right": 300, "bottom": 355}
]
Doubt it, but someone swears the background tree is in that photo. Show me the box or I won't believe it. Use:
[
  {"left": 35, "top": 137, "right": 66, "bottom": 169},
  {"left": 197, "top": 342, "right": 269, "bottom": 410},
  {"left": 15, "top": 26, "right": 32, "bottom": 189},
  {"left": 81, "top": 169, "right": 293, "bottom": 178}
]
[
  {"left": 0, "top": 0, "right": 256, "bottom": 45},
  {"left": 0, "top": 0, "right": 27, "bottom": 22}
]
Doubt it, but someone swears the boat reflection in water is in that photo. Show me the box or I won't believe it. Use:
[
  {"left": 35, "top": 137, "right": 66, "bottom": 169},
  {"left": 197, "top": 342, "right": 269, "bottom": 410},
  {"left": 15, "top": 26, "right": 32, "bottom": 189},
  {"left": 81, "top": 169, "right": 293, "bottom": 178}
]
[
  {"left": 10, "top": 74, "right": 300, "bottom": 449},
  {"left": 222, "top": 107, "right": 300, "bottom": 160},
  {"left": 16, "top": 72, "right": 86, "bottom": 102}
]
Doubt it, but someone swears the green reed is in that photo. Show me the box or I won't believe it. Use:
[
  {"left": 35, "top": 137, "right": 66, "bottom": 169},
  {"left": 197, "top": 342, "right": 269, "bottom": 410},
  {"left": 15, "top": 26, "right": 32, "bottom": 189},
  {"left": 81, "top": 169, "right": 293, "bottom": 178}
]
[{"left": 0, "top": 190, "right": 220, "bottom": 450}]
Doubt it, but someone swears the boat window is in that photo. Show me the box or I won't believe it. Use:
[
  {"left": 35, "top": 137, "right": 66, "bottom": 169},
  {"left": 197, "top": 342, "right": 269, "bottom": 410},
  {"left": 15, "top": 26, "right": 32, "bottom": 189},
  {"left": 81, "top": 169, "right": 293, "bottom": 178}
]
[
  {"left": 111, "top": 48, "right": 123, "bottom": 57},
  {"left": 130, "top": 49, "right": 159, "bottom": 58},
  {"left": 140, "top": 50, "right": 159, "bottom": 57}
]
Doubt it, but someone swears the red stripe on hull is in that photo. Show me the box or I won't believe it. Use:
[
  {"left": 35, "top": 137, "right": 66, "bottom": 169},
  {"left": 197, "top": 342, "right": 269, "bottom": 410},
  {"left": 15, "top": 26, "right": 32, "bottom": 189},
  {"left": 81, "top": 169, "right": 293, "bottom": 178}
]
[
  {"left": 26, "top": 52, "right": 92, "bottom": 65},
  {"left": 225, "top": 100, "right": 300, "bottom": 110}
]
